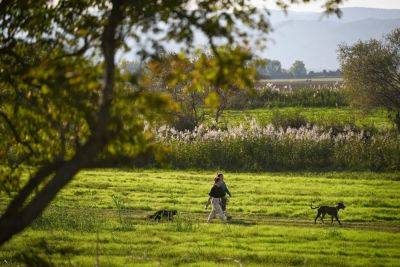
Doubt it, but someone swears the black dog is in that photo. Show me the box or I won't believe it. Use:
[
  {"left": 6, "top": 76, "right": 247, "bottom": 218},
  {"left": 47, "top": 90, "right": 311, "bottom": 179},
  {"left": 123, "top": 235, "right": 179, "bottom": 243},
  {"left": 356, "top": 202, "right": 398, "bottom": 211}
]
[
  {"left": 148, "top": 209, "right": 177, "bottom": 221},
  {"left": 311, "top": 202, "right": 345, "bottom": 225}
]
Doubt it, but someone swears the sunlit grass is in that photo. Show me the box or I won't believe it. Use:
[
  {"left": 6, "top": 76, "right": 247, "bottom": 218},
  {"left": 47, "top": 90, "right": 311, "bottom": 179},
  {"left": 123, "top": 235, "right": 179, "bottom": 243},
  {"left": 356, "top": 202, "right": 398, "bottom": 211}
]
[
  {"left": 1, "top": 169, "right": 399, "bottom": 266},
  {"left": 217, "top": 107, "right": 391, "bottom": 129}
]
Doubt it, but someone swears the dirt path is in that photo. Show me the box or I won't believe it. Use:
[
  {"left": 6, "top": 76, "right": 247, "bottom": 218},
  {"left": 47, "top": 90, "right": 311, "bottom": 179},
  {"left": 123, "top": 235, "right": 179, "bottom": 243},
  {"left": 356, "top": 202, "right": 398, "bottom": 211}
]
[
  {"left": 130, "top": 209, "right": 400, "bottom": 233},
  {"left": 40, "top": 206, "right": 400, "bottom": 233}
]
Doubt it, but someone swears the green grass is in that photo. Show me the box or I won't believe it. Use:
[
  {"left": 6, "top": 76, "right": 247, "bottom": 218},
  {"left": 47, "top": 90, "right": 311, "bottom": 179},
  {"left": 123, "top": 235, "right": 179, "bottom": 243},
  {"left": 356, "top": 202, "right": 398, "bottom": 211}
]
[
  {"left": 218, "top": 107, "right": 391, "bottom": 129},
  {"left": 1, "top": 169, "right": 400, "bottom": 266}
]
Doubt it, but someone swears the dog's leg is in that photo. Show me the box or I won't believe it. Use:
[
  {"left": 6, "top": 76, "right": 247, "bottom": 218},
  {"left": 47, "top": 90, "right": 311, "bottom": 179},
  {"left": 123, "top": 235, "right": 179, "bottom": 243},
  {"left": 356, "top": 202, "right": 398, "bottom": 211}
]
[
  {"left": 314, "top": 212, "right": 321, "bottom": 224},
  {"left": 331, "top": 216, "right": 334, "bottom": 224},
  {"left": 321, "top": 213, "right": 326, "bottom": 223},
  {"left": 335, "top": 215, "right": 341, "bottom": 225}
]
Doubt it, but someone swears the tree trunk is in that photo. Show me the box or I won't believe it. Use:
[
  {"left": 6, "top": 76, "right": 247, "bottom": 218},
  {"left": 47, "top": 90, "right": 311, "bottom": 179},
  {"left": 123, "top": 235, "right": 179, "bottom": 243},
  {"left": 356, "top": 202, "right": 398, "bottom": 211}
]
[
  {"left": 215, "top": 102, "right": 225, "bottom": 125},
  {"left": 395, "top": 111, "right": 400, "bottom": 132}
]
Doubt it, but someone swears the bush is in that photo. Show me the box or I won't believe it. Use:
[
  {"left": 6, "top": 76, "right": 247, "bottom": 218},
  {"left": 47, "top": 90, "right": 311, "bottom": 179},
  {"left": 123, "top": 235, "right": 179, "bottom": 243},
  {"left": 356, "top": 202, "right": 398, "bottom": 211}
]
[{"left": 271, "top": 110, "right": 309, "bottom": 129}]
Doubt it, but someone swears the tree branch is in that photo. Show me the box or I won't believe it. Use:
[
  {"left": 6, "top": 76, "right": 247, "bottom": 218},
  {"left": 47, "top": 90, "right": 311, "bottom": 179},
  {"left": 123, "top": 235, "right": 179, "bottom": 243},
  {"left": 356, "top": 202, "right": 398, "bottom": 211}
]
[{"left": 53, "top": 36, "right": 90, "bottom": 61}]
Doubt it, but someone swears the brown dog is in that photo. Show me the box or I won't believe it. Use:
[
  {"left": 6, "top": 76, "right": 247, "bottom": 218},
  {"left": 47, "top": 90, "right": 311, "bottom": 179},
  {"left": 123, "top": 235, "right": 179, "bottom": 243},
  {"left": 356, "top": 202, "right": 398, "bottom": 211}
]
[{"left": 311, "top": 202, "right": 345, "bottom": 225}]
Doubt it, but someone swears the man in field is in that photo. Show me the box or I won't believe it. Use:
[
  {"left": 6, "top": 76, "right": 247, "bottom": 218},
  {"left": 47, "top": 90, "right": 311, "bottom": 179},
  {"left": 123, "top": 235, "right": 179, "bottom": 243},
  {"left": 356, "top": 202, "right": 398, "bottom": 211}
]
[{"left": 205, "top": 177, "right": 226, "bottom": 222}]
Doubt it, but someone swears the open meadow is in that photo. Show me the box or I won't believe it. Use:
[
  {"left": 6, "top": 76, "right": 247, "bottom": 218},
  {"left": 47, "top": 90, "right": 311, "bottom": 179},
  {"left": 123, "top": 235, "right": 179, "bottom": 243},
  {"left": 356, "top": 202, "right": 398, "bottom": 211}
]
[
  {"left": 1, "top": 169, "right": 399, "bottom": 266},
  {"left": 218, "top": 108, "right": 391, "bottom": 129}
]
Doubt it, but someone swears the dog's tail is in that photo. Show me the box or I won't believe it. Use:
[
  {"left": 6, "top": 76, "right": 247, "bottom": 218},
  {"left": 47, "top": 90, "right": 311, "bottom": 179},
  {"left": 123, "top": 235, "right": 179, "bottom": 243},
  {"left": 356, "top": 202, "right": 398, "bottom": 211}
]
[{"left": 310, "top": 204, "right": 319, "bottom": 209}]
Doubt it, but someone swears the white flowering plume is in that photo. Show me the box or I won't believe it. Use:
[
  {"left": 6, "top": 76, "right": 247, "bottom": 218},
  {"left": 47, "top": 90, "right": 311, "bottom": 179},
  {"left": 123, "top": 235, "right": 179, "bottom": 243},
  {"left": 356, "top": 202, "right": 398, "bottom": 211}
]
[{"left": 154, "top": 119, "right": 368, "bottom": 144}]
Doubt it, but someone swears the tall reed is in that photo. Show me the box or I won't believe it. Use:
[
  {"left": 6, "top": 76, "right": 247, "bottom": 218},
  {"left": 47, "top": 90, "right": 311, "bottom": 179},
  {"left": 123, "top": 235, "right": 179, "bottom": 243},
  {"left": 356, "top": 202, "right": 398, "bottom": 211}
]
[{"left": 154, "top": 122, "right": 400, "bottom": 171}]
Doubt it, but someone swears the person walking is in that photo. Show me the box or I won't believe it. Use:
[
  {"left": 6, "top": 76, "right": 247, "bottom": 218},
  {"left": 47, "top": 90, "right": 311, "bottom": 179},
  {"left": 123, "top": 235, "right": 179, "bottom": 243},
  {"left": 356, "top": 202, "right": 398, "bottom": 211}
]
[
  {"left": 205, "top": 177, "right": 226, "bottom": 223},
  {"left": 217, "top": 173, "right": 232, "bottom": 219}
]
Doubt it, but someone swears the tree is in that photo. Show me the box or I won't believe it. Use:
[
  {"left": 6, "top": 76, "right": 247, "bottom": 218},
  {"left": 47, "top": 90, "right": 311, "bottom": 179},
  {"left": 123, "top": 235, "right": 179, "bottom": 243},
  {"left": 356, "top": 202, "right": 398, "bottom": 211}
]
[
  {"left": 267, "top": 60, "right": 283, "bottom": 76},
  {"left": 0, "top": 0, "right": 344, "bottom": 246},
  {"left": 139, "top": 53, "right": 203, "bottom": 130},
  {"left": 144, "top": 48, "right": 256, "bottom": 129},
  {"left": 290, "top": 60, "right": 307, "bottom": 78},
  {"left": 257, "top": 59, "right": 282, "bottom": 78},
  {"left": 339, "top": 28, "right": 400, "bottom": 131}
]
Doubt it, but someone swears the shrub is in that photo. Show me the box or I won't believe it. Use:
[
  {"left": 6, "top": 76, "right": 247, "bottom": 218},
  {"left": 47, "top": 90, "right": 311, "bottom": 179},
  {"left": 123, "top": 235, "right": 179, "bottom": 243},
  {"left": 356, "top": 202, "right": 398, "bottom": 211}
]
[{"left": 271, "top": 110, "right": 309, "bottom": 129}]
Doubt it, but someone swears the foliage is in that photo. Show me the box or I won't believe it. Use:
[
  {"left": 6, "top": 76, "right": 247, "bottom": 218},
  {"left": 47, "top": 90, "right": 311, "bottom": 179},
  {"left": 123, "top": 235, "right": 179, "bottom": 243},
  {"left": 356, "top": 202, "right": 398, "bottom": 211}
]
[
  {"left": 257, "top": 58, "right": 284, "bottom": 79},
  {"left": 112, "top": 194, "right": 135, "bottom": 230},
  {"left": 141, "top": 47, "right": 257, "bottom": 130},
  {"left": 308, "top": 69, "right": 341, "bottom": 78},
  {"left": 256, "top": 59, "right": 340, "bottom": 79},
  {"left": 339, "top": 28, "right": 400, "bottom": 131},
  {"left": 271, "top": 110, "right": 309, "bottom": 129},
  {"left": 140, "top": 53, "right": 203, "bottom": 130},
  {"left": 290, "top": 60, "right": 307, "bottom": 78}
]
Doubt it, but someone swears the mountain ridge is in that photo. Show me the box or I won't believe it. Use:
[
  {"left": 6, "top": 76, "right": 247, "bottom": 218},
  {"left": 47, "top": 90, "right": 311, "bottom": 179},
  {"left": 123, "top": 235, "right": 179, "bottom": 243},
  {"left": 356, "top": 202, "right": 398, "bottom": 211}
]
[{"left": 263, "top": 7, "right": 400, "bottom": 70}]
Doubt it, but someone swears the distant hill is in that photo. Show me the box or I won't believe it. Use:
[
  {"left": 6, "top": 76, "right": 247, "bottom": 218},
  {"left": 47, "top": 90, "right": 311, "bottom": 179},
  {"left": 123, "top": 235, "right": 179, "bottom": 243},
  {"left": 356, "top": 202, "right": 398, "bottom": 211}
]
[{"left": 264, "top": 8, "right": 400, "bottom": 70}]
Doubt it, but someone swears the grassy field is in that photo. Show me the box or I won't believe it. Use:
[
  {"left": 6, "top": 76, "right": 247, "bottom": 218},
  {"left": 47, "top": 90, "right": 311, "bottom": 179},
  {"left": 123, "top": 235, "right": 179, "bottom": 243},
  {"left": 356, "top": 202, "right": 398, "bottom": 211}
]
[
  {"left": 218, "top": 107, "right": 391, "bottom": 129},
  {"left": 1, "top": 169, "right": 399, "bottom": 266}
]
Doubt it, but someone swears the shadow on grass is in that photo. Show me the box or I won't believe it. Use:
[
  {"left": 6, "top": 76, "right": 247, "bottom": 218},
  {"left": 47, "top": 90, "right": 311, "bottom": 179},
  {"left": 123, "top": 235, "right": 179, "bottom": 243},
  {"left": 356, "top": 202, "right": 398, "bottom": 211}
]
[{"left": 227, "top": 218, "right": 256, "bottom": 226}]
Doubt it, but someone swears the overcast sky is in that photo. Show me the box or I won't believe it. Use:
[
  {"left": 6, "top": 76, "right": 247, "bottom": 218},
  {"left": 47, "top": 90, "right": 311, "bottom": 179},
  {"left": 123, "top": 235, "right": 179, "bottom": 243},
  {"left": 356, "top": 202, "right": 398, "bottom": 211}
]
[{"left": 256, "top": 0, "right": 400, "bottom": 12}]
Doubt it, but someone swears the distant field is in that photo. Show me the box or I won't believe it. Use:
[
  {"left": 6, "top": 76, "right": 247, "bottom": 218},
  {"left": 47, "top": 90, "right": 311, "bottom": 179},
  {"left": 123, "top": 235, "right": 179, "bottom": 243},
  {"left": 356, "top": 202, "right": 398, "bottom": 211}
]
[
  {"left": 1, "top": 170, "right": 399, "bottom": 266},
  {"left": 217, "top": 107, "right": 392, "bottom": 129}
]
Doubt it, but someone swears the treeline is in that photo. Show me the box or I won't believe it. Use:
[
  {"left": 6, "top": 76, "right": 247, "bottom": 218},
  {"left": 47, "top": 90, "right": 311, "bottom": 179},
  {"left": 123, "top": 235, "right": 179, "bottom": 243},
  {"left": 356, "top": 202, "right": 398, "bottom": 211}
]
[{"left": 257, "top": 59, "right": 341, "bottom": 79}]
